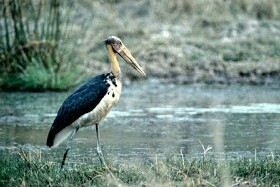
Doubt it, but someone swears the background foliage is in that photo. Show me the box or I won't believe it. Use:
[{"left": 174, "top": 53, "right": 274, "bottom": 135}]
[
  {"left": 0, "top": 0, "right": 83, "bottom": 91},
  {"left": 1, "top": 0, "right": 280, "bottom": 91}
]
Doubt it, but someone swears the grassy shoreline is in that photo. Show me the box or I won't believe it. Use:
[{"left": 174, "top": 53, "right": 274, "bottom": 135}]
[{"left": 1, "top": 148, "right": 279, "bottom": 186}]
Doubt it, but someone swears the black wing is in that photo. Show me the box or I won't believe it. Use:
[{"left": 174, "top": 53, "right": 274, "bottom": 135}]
[{"left": 46, "top": 73, "right": 111, "bottom": 147}]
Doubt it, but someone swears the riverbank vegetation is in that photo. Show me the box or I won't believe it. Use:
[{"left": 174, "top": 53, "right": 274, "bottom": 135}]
[
  {"left": 1, "top": 0, "right": 280, "bottom": 91},
  {"left": 0, "top": 0, "right": 84, "bottom": 91},
  {"left": 0, "top": 148, "right": 279, "bottom": 186}
]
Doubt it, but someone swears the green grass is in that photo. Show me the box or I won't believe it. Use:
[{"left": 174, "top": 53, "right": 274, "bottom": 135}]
[{"left": 0, "top": 148, "right": 279, "bottom": 186}]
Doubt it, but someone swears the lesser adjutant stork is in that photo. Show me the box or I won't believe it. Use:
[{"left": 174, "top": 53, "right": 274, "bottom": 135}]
[{"left": 46, "top": 36, "right": 146, "bottom": 168}]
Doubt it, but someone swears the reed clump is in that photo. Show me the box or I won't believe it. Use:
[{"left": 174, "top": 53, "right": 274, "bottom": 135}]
[{"left": 0, "top": 0, "right": 82, "bottom": 91}]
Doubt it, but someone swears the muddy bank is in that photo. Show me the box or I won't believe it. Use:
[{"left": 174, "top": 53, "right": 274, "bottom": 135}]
[
  {"left": 116, "top": 45, "right": 280, "bottom": 85},
  {"left": 140, "top": 56, "right": 280, "bottom": 85}
]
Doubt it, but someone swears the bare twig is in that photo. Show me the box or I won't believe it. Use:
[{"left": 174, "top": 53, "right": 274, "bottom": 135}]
[{"left": 198, "top": 140, "right": 212, "bottom": 162}]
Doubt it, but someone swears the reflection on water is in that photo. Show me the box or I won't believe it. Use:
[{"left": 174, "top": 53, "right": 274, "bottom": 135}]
[{"left": 1, "top": 83, "right": 280, "bottom": 161}]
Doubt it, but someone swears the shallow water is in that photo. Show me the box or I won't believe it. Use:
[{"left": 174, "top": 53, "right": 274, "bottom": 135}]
[{"left": 1, "top": 82, "right": 280, "bottom": 162}]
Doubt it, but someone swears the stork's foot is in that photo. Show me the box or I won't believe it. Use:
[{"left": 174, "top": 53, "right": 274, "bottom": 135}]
[{"left": 96, "top": 145, "right": 118, "bottom": 184}]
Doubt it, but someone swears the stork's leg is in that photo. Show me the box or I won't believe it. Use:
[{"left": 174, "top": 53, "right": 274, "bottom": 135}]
[
  {"left": 61, "top": 127, "right": 79, "bottom": 169},
  {"left": 95, "top": 124, "right": 105, "bottom": 164},
  {"left": 95, "top": 124, "right": 113, "bottom": 178}
]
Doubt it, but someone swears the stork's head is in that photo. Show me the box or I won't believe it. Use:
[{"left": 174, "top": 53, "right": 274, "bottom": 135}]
[{"left": 104, "top": 36, "right": 146, "bottom": 76}]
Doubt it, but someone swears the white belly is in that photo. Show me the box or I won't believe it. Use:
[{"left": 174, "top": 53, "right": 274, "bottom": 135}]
[{"left": 75, "top": 79, "right": 122, "bottom": 127}]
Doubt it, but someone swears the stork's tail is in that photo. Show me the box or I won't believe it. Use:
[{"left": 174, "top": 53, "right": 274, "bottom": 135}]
[
  {"left": 46, "top": 127, "right": 55, "bottom": 147},
  {"left": 46, "top": 125, "right": 74, "bottom": 148}
]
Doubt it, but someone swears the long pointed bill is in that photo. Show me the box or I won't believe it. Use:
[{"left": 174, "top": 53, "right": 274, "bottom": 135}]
[{"left": 118, "top": 46, "right": 146, "bottom": 77}]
